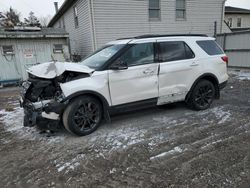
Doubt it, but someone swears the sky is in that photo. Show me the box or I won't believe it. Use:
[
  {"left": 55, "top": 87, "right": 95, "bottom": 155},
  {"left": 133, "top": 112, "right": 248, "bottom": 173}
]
[
  {"left": 0, "top": 0, "right": 249, "bottom": 20},
  {"left": 0, "top": 0, "right": 65, "bottom": 19},
  {"left": 226, "top": 0, "right": 250, "bottom": 9}
]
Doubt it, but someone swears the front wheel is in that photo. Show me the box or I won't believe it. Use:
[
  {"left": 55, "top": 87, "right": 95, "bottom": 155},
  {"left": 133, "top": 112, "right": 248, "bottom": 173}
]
[
  {"left": 63, "top": 96, "right": 103, "bottom": 136},
  {"left": 187, "top": 79, "right": 216, "bottom": 110}
]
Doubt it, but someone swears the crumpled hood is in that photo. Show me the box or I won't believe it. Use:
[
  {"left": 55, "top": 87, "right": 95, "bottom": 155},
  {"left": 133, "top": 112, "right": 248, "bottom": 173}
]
[{"left": 27, "top": 62, "right": 94, "bottom": 79}]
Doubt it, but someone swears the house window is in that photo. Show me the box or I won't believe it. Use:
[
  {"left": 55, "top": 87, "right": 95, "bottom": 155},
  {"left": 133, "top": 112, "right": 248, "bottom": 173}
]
[
  {"left": 176, "top": 0, "right": 186, "bottom": 19},
  {"left": 62, "top": 16, "right": 65, "bottom": 29},
  {"left": 228, "top": 18, "right": 232, "bottom": 27},
  {"left": 237, "top": 18, "right": 241, "bottom": 27},
  {"left": 53, "top": 44, "right": 63, "bottom": 53},
  {"left": 74, "top": 6, "right": 79, "bottom": 28},
  {"left": 2, "top": 45, "right": 14, "bottom": 55},
  {"left": 149, "top": 0, "right": 161, "bottom": 20}
]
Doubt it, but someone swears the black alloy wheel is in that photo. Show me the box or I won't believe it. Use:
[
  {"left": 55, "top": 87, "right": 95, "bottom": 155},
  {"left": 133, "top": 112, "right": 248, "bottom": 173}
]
[
  {"left": 63, "top": 96, "right": 103, "bottom": 136},
  {"left": 188, "top": 79, "right": 216, "bottom": 110}
]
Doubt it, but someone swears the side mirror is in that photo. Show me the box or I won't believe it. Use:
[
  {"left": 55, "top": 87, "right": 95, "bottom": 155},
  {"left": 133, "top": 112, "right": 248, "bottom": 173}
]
[{"left": 109, "top": 59, "right": 128, "bottom": 70}]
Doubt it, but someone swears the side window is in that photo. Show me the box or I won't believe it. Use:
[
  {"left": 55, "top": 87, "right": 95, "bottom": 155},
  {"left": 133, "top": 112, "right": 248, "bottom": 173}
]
[
  {"left": 119, "top": 43, "right": 155, "bottom": 66},
  {"left": 196, "top": 40, "right": 224, "bottom": 55},
  {"left": 159, "top": 41, "right": 194, "bottom": 62},
  {"left": 74, "top": 6, "right": 79, "bottom": 28},
  {"left": 184, "top": 43, "right": 195, "bottom": 59}
]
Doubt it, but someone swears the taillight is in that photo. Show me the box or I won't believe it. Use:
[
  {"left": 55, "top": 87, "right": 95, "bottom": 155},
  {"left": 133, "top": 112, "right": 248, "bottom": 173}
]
[{"left": 221, "top": 56, "right": 228, "bottom": 64}]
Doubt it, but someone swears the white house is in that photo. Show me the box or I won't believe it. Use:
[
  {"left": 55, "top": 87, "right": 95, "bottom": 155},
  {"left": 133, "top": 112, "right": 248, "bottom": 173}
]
[
  {"left": 48, "top": 0, "right": 226, "bottom": 59},
  {"left": 225, "top": 6, "right": 250, "bottom": 32}
]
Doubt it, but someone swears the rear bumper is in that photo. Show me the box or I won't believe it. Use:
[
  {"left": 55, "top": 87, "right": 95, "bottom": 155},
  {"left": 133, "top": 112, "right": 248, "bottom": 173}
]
[{"left": 219, "top": 81, "right": 228, "bottom": 90}]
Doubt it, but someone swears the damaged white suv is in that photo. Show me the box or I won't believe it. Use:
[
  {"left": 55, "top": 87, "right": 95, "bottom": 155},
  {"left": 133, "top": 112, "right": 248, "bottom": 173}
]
[{"left": 20, "top": 34, "right": 228, "bottom": 136}]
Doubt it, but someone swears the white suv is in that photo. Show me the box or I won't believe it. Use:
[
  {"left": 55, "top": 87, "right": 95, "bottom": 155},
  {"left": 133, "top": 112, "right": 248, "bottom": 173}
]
[{"left": 20, "top": 34, "right": 229, "bottom": 136}]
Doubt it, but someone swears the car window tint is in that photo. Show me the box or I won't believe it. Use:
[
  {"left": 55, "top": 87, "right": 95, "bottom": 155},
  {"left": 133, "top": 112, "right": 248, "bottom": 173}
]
[
  {"left": 196, "top": 40, "right": 224, "bottom": 55},
  {"left": 185, "top": 43, "right": 195, "bottom": 59},
  {"left": 159, "top": 41, "right": 187, "bottom": 62},
  {"left": 119, "top": 43, "right": 154, "bottom": 66}
]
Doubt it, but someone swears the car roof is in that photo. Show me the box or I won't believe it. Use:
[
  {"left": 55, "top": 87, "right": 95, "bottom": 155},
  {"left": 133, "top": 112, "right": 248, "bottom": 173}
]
[{"left": 108, "top": 34, "right": 215, "bottom": 45}]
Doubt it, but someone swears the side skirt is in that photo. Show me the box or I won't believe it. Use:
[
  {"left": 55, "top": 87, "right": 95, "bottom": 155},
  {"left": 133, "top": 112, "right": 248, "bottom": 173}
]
[{"left": 109, "top": 98, "right": 158, "bottom": 115}]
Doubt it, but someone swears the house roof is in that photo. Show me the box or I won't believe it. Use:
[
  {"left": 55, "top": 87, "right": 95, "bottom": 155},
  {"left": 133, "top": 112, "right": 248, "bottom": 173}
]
[
  {"left": 48, "top": 0, "right": 77, "bottom": 27},
  {"left": 225, "top": 6, "right": 250, "bottom": 14},
  {"left": 0, "top": 28, "right": 69, "bottom": 39}
]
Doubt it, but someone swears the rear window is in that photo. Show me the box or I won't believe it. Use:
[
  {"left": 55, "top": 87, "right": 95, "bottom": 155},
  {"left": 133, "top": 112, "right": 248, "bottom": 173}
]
[
  {"left": 196, "top": 40, "right": 224, "bottom": 55},
  {"left": 158, "top": 41, "right": 195, "bottom": 62}
]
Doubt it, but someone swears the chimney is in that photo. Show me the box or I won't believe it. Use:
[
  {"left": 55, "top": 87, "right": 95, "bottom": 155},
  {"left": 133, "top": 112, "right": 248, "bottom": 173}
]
[{"left": 54, "top": 2, "right": 59, "bottom": 13}]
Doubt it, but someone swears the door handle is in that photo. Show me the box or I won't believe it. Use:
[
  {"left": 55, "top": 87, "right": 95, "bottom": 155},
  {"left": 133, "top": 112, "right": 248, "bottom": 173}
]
[
  {"left": 190, "top": 62, "right": 199, "bottom": 67},
  {"left": 143, "top": 70, "right": 154, "bottom": 74}
]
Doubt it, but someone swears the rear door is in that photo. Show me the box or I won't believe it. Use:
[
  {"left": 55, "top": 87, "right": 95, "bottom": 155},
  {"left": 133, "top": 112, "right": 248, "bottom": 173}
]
[
  {"left": 108, "top": 42, "right": 159, "bottom": 106},
  {"left": 157, "top": 40, "right": 199, "bottom": 105}
]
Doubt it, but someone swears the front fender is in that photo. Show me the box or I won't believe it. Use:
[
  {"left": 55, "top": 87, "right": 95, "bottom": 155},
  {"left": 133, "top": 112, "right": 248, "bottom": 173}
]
[{"left": 60, "top": 71, "right": 111, "bottom": 106}]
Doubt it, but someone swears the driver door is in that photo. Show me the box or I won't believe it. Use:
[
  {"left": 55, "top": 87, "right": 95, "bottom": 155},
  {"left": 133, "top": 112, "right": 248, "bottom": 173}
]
[{"left": 108, "top": 42, "right": 159, "bottom": 106}]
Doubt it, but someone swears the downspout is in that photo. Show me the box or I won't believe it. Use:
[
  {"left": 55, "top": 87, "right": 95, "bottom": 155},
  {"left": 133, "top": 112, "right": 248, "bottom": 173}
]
[
  {"left": 89, "top": 0, "right": 97, "bottom": 51},
  {"left": 220, "top": 0, "right": 227, "bottom": 33}
]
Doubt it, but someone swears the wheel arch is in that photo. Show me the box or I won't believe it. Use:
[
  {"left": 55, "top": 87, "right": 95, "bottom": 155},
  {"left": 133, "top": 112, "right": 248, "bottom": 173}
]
[
  {"left": 186, "top": 73, "right": 220, "bottom": 101},
  {"left": 62, "top": 90, "right": 111, "bottom": 122}
]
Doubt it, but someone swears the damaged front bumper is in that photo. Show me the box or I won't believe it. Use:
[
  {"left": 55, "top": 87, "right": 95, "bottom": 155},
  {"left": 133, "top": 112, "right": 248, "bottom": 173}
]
[
  {"left": 20, "top": 82, "right": 66, "bottom": 130},
  {"left": 20, "top": 99, "right": 66, "bottom": 130}
]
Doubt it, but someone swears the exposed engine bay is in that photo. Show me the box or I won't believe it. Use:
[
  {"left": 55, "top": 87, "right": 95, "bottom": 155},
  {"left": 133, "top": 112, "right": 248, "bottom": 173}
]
[{"left": 20, "top": 61, "right": 94, "bottom": 130}]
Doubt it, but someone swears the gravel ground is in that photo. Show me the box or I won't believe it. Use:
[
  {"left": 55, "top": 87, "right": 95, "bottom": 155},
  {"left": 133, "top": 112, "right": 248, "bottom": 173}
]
[{"left": 0, "top": 70, "right": 250, "bottom": 188}]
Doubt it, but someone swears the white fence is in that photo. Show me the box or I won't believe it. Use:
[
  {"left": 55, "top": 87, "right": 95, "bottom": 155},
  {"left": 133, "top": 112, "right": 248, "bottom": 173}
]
[{"left": 217, "top": 31, "right": 250, "bottom": 68}]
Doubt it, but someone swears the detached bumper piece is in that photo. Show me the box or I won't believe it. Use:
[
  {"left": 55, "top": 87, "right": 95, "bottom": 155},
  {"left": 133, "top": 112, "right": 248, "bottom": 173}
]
[{"left": 21, "top": 99, "right": 66, "bottom": 131}]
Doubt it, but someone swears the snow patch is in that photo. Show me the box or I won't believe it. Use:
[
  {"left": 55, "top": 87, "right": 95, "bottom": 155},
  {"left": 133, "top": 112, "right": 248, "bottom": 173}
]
[
  {"left": 201, "top": 139, "right": 223, "bottom": 149},
  {"left": 0, "top": 107, "right": 65, "bottom": 143},
  {"left": 199, "top": 106, "right": 231, "bottom": 124},
  {"left": 90, "top": 126, "right": 146, "bottom": 151},
  {"left": 150, "top": 146, "right": 184, "bottom": 160},
  {"left": 228, "top": 70, "right": 250, "bottom": 80},
  {"left": 55, "top": 154, "right": 85, "bottom": 173},
  {"left": 237, "top": 72, "right": 250, "bottom": 80},
  {"left": 212, "top": 107, "right": 231, "bottom": 124}
]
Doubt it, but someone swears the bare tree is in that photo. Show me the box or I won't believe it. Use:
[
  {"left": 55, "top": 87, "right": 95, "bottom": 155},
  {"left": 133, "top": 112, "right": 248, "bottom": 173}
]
[
  {"left": 39, "top": 15, "right": 52, "bottom": 27},
  {"left": 0, "top": 12, "right": 6, "bottom": 27}
]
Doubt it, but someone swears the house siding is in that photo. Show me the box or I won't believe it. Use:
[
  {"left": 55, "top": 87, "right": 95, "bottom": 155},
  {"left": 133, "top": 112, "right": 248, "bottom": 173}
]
[
  {"left": 53, "top": 0, "right": 93, "bottom": 58},
  {"left": 93, "top": 0, "right": 225, "bottom": 48},
  {"left": 225, "top": 14, "right": 250, "bottom": 29},
  {"left": 52, "top": 0, "right": 225, "bottom": 56}
]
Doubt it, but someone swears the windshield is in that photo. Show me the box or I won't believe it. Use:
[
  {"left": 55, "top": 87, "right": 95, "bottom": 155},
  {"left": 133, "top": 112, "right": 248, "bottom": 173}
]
[{"left": 80, "top": 44, "right": 125, "bottom": 69}]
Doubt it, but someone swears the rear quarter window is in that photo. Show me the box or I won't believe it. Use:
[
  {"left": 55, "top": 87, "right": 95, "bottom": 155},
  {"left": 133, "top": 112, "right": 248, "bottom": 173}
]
[{"left": 196, "top": 40, "right": 224, "bottom": 56}]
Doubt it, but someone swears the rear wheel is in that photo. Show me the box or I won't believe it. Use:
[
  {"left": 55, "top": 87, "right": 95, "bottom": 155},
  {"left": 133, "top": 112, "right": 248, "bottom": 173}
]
[
  {"left": 63, "top": 96, "right": 103, "bottom": 136},
  {"left": 187, "top": 79, "right": 216, "bottom": 110}
]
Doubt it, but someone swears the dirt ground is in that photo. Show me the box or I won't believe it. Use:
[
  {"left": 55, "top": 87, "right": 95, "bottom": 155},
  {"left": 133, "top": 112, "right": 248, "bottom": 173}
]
[{"left": 0, "top": 69, "right": 250, "bottom": 188}]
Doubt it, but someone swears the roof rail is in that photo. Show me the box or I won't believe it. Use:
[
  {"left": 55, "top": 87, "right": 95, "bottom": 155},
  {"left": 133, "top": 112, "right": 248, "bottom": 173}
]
[
  {"left": 116, "top": 34, "right": 208, "bottom": 40},
  {"left": 134, "top": 34, "right": 208, "bottom": 39}
]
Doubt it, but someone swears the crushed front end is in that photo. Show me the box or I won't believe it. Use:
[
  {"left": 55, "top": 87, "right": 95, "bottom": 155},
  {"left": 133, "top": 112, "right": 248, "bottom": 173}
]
[{"left": 19, "top": 61, "right": 94, "bottom": 131}]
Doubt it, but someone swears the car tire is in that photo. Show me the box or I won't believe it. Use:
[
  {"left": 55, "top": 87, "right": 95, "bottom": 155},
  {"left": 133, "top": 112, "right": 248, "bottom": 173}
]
[
  {"left": 63, "top": 96, "right": 103, "bottom": 136},
  {"left": 187, "top": 79, "right": 216, "bottom": 111}
]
